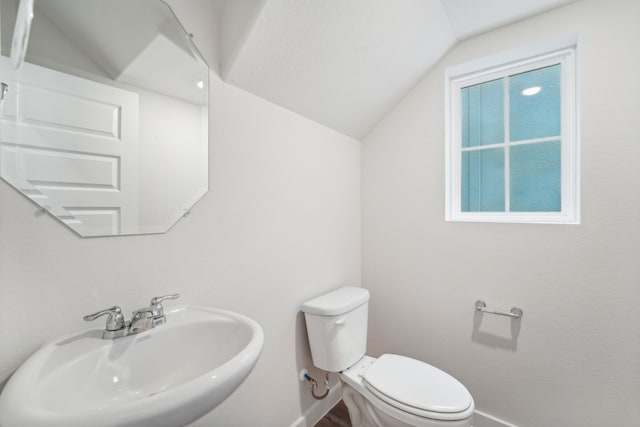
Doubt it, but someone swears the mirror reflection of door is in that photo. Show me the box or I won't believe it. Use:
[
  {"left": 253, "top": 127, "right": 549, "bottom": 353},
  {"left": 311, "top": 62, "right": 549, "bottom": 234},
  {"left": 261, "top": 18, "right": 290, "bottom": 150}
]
[
  {"left": 0, "top": 59, "right": 139, "bottom": 236},
  {"left": 0, "top": 0, "right": 209, "bottom": 237}
]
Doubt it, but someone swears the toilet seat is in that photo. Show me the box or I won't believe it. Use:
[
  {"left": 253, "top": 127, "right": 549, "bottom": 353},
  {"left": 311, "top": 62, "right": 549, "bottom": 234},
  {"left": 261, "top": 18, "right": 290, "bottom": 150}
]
[{"left": 362, "top": 354, "right": 473, "bottom": 421}]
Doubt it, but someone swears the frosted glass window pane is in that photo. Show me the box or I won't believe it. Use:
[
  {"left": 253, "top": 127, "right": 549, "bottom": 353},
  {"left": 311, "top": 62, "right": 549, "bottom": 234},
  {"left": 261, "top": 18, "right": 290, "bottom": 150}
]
[
  {"left": 510, "top": 64, "right": 561, "bottom": 141},
  {"left": 461, "top": 79, "right": 504, "bottom": 148},
  {"left": 462, "top": 148, "right": 505, "bottom": 212},
  {"left": 510, "top": 141, "right": 561, "bottom": 212}
]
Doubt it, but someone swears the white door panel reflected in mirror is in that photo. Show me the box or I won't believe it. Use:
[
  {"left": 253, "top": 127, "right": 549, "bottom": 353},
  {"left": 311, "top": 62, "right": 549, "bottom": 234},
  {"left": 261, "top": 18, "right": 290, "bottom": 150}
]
[{"left": 0, "top": 0, "right": 208, "bottom": 237}]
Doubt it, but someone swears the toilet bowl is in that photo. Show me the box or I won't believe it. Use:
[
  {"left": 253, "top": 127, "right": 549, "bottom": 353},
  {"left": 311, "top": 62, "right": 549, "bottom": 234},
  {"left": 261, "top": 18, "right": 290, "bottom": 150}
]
[
  {"left": 301, "top": 287, "right": 474, "bottom": 427},
  {"left": 340, "top": 355, "right": 473, "bottom": 427}
]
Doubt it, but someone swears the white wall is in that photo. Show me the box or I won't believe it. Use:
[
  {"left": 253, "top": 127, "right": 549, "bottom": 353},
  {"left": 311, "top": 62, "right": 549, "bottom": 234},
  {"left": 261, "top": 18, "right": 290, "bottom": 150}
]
[
  {"left": 219, "top": 0, "right": 267, "bottom": 79},
  {"left": 0, "top": 68, "right": 360, "bottom": 427},
  {"left": 362, "top": 1, "right": 640, "bottom": 426},
  {"left": 137, "top": 89, "right": 208, "bottom": 230},
  {"left": 162, "top": 0, "right": 222, "bottom": 77},
  {"left": 0, "top": 0, "right": 105, "bottom": 78}
]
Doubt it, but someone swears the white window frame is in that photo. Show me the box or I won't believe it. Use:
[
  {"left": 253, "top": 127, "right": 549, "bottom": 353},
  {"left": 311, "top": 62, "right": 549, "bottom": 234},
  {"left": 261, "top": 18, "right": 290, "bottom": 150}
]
[{"left": 445, "top": 36, "right": 580, "bottom": 224}]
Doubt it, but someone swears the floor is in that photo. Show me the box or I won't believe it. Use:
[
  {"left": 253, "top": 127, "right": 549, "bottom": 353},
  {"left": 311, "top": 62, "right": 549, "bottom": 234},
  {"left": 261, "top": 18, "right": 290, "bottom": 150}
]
[
  {"left": 314, "top": 400, "right": 477, "bottom": 427},
  {"left": 315, "top": 400, "right": 351, "bottom": 427}
]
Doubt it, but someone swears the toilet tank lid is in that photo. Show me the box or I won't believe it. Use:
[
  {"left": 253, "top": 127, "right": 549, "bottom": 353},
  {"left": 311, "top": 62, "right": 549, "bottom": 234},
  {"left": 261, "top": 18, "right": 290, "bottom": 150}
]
[{"left": 301, "top": 287, "right": 370, "bottom": 316}]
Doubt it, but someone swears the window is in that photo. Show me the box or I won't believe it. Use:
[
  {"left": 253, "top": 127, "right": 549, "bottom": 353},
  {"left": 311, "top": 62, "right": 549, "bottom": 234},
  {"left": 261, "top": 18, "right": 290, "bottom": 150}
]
[{"left": 445, "top": 41, "right": 579, "bottom": 223}]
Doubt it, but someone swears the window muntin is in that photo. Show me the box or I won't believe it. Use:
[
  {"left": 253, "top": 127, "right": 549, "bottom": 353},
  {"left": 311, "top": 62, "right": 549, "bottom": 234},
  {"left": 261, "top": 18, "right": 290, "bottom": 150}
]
[{"left": 446, "top": 46, "right": 578, "bottom": 224}]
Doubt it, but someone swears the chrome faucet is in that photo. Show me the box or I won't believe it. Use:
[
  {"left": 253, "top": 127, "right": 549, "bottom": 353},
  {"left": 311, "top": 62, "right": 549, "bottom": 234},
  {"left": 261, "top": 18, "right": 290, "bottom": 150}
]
[
  {"left": 83, "top": 294, "right": 180, "bottom": 339},
  {"left": 130, "top": 294, "right": 180, "bottom": 333}
]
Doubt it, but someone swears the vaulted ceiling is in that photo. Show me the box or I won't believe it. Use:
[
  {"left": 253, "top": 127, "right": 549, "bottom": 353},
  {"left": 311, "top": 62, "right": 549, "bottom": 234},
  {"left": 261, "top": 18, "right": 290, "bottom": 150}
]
[
  {"left": 14, "top": 0, "right": 580, "bottom": 139},
  {"left": 206, "top": 0, "right": 579, "bottom": 139}
]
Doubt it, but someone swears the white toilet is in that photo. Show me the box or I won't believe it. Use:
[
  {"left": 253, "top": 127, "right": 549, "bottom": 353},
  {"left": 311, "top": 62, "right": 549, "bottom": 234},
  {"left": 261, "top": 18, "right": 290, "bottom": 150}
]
[{"left": 301, "top": 287, "right": 474, "bottom": 427}]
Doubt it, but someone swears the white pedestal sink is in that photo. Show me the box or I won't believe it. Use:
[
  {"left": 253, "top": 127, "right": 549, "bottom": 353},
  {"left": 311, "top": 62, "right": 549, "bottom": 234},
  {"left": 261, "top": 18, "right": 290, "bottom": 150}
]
[{"left": 0, "top": 306, "right": 264, "bottom": 427}]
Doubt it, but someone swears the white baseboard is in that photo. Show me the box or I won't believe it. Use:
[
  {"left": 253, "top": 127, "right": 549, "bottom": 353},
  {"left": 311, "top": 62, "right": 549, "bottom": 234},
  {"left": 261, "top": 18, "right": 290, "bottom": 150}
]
[
  {"left": 289, "top": 383, "right": 343, "bottom": 427},
  {"left": 289, "top": 389, "right": 516, "bottom": 427},
  {"left": 473, "top": 410, "right": 519, "bottom": 427}
]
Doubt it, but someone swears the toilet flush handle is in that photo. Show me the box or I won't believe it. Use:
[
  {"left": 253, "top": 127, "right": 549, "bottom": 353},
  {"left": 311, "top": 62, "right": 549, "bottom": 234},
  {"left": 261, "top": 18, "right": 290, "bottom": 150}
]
[{"left": 335, "top": 317, "right": 346, "bottom": 326}]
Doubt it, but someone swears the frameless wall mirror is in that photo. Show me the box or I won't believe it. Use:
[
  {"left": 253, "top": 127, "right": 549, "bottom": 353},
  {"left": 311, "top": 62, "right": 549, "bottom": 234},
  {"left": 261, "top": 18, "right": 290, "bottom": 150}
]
[{"left": 0, "top": 0, "right": 209, "bottom": 237}]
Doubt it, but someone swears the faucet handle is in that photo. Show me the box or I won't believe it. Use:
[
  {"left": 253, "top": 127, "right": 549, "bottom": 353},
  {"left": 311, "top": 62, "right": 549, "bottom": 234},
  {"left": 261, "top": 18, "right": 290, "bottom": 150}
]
[
  {"left": 149, "top": 293, "right": 180, "bottom": 318},
  {"left": 83, "top": 306, "right": 125, "bottom": 331},
  {"left": 150, "top": 293, "right": 180, "bottom": 305}
]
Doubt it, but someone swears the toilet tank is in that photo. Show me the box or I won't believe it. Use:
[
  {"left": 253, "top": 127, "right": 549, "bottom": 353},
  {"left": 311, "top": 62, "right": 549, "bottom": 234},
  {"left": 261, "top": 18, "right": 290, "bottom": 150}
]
[{"left": 301, "top": 287, "right": 369, "bottom": 372}]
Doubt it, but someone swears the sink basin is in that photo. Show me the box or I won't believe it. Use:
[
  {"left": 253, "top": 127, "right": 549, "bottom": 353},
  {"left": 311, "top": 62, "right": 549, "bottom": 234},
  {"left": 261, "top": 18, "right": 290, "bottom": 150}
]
[{"left": 0, "top": 306, "right": 264, "bottom": 427}]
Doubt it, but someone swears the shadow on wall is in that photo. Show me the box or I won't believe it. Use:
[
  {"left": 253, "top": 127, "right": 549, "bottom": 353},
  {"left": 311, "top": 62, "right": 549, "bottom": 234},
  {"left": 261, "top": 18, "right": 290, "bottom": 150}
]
[
  {"left": 295, "top": 309, "right": 342, "bottom": 425},
  {"left": 295, "top": 311, "right": 329, "bottom": 413},
  {"left": 471, "top": 309, "right": 522, "bottom": 352},
  {"left": 0, "top": 379, "right": 7, "bottom": 394}
]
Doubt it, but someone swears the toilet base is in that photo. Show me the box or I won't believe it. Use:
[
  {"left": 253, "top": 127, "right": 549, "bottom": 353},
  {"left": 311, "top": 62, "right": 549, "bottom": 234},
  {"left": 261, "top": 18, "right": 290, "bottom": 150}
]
[{"left": 340, "top": 357, "right": 473, "bottom": 427}]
